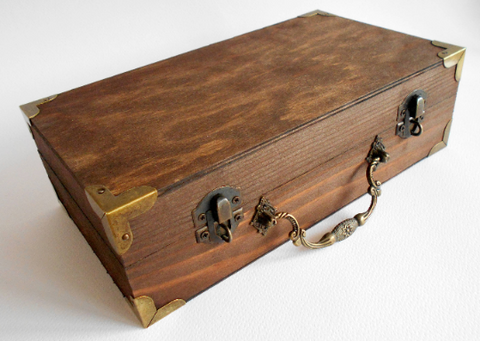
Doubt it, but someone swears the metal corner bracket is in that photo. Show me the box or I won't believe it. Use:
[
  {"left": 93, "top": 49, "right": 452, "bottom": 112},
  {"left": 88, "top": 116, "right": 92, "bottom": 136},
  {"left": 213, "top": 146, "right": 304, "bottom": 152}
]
[
  {"left": 19, "top": 95, "right": 58, "bottom": 126},
  {"left": 127, "top": 296, "right": 186, "bottom": 328},
  {"left": 428, "top": 120, "right": 452, "bottom": 156},
  {"left": 431, "top": 41, "right": 466, "bottom": 82},
  {"left": 298, "top": 9, "right": 336, "bottom": 18},
  {"left": 85, "top": 185, "right": 158, "bottom": 255}
]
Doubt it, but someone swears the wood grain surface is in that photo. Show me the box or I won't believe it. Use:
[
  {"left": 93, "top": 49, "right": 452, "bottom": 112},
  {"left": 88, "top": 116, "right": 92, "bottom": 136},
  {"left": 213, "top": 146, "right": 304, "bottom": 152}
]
[
  {"left": 31, "top": 14, "right": 443, "bottom": 196},
  {"left": 125, "top": 81, "right": 457, "bottom": 308},
  {"left": 27, "top": 13, "right": 460, "bottom": 311},
  {"left": 39, "top": 158, "right": 134, "bottom": 298},
  {"left": 125, "top": 64, "right": 457, "bottom": 267}
]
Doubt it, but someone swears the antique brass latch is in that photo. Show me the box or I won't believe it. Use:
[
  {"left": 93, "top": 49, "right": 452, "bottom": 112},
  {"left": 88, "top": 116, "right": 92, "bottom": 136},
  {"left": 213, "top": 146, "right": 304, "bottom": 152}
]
[
  {"left": 396, "top": 90, "right": 427, "bottom": 138},
  {"left": 193, "top": 187, "right": 244, "bottom": 244}
]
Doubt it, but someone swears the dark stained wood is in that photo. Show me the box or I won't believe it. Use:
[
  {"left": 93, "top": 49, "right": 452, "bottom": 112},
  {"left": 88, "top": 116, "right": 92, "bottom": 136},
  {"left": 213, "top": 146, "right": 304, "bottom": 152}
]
[
  {"left": 26, "top": 13, "right": 461, "bottom": 314},
  {"left": 125, "top": 64, "right": 458, "bottom": 266},
  {"left": 126, "top": 93, "right": 456, "bottom": 308},
  {"left": 32, "top": 15, "right": 443, "bottom": 197},
  {"left": 31, "top": 62, "right": 458, "bottom": 269},
  {"left": 40, "top": 157, "right": 133, "bottom": 297},
  {"left": 30, "top": 125, "right": 118, "bottom": 261}
]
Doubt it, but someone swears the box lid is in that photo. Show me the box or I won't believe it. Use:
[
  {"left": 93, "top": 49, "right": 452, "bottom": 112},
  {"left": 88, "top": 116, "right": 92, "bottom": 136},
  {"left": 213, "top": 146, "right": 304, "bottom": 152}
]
[{"left": 28, "top": 12, "right": 442, "bottom": 198}]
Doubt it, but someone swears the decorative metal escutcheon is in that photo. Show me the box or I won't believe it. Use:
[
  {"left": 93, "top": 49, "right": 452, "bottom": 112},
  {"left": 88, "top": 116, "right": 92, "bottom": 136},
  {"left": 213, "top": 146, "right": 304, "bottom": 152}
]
[
  {"left": 396, "top": 89, "right": 428, "bottom": 139},
  {"left": 251, "top": 136, "right": 389, "bottom": 249},
  {"left": 193, "top": 187, "right": 244, "bottom": 244}
]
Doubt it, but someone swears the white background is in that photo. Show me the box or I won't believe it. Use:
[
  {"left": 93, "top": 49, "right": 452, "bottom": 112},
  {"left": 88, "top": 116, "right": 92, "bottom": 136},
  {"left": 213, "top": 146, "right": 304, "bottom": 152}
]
[{"left": 1, "top": 1, "right": 479, "bottom": 340}]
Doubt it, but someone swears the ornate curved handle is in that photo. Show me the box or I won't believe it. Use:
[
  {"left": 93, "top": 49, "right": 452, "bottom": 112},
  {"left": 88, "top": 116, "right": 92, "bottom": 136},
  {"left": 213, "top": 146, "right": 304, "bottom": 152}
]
[
  {"left": 288, "top": 157, "right": 383, "bottom": 249},
  {"left": 250, "top": 136, "right": 389, "bottom": 249}
]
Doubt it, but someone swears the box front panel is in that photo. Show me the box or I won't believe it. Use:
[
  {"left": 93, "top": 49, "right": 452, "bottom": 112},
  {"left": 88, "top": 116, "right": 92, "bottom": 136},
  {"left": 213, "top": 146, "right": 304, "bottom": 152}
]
[{"left": 125, "top": 66, "right": 458, "bottom": 309}]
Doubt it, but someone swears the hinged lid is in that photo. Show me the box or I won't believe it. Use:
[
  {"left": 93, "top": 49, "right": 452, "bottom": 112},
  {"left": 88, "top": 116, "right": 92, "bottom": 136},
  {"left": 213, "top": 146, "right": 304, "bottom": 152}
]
[{"left": 27, "top": 14, "right": 444, "bottom": 198}]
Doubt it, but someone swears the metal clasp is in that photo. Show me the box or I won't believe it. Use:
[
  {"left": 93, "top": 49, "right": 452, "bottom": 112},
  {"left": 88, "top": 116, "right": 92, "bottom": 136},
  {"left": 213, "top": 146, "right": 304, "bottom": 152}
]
[
  {"left": 396, "top": 90, "right": 427, "bottom": 139},
  {"left": 193, "top": 187, "right": 244, "bottom": 244}
]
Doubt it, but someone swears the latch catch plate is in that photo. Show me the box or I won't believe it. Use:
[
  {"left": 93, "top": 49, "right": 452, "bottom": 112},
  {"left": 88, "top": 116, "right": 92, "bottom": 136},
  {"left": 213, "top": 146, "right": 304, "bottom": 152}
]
[
  {"left": 396, "top": 89, "right": 428, "bottom": 139},
  {"left": 193, "top": 186, "right": 244, "bottom": 244}
]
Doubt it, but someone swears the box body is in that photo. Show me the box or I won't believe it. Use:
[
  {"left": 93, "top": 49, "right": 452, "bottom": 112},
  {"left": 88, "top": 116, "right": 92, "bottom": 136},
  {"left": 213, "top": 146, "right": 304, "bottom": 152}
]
[{"left": 21, "top": 11, "right": 464, "bottom": 327}]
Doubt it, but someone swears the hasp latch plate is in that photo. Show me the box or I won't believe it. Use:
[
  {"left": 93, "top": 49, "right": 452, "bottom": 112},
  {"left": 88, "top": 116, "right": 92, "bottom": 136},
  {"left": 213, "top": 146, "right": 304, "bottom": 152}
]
[
  {"left": 193, "top": 187, "right": 244, "bottom": 244},
  {"left": 396, "top": 89, "right": 427, "bottom": 139}
]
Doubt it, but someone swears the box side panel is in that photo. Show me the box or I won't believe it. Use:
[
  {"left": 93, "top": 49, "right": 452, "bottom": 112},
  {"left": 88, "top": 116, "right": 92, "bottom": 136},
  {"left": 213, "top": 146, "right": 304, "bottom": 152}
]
[
  {"left": 30, "top": 125, "right": 122, "bottom": 259},
  {"left": 125, "top": 63, "right": 458, "bottom": 265},
  {"left": 125, "top": 67, "right": 458, "bottom": 309},
  {"left": 40, "top": 156, "right": 134, "bottom": 298}
]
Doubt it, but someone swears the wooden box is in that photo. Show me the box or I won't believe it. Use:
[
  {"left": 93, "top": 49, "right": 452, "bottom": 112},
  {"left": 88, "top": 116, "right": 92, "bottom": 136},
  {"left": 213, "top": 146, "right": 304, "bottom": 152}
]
[{"left": 21, "top": 10, "right": 465, "bottom": 327}]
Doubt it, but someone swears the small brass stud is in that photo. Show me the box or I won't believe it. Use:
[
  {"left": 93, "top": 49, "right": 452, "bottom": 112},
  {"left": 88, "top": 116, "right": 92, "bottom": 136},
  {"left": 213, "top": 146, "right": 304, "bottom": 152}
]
[
  {"left": 122, "top": 233, "right": 130, "bottom": 241},
  {"left": 97, "top": 188, "right": 106, "bottom": 194}
]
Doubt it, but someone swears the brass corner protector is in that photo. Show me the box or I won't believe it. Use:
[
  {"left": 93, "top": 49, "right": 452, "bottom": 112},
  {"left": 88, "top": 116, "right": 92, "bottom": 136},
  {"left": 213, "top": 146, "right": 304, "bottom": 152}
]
[
  {"left": 298, "top": 9, "right": 336, "bottom": 18},
  {"left": 85, "top": 185, "right": 158, "bottom": 255},
  {"left": 428, "top": 120, "right": 452, "bottom": 156},
  {"left": 127, "top": 296, "right": 186, "bottom": 328},
  {"left": 19, "top": 95, "right": 57, "bottom": 125},
  {"left": 432, "top": 41, "right": 466, "bottom": 82}
]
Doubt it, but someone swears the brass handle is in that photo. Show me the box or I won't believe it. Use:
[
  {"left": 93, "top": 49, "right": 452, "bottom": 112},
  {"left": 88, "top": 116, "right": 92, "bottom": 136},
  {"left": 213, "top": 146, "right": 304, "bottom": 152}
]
[
  {"left": 250, "top": 136, "right": 389, "bottom": 249},
  {"left": 287, "top": 156, "right": 384, "bottom": 249}
]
